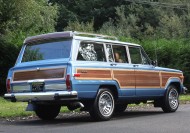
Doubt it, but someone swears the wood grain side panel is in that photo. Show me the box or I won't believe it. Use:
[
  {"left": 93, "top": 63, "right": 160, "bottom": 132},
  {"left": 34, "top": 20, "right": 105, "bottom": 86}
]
[
  {"left": 76, "top": 69, "right": 112, "bottom": 79},
  {"left": 113, "top": 70, "right": 135, "bottom": 88},
  {"left": 161, "top": 72, "right": 183, "bottom": 87},
  {"left": 13, "top": 68, "right": 65, "bottom": 81},
  {"left": 135, "top": 71, "right": 160, "bottom": 88}
]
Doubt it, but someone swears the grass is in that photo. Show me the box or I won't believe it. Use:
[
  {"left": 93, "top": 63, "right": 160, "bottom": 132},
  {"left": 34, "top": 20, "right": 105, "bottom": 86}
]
[
  {"left": 0, "top": 97, "right": 33, "bottom": 118},
  {"left": 179, "top": 94, "right": 190, "bottom": 101},
  {"left": 0, "top": 94, "right": 189, "bottom": 118},
  {"left": 0, "top": 97, "right": 69, "bottom": 118}
]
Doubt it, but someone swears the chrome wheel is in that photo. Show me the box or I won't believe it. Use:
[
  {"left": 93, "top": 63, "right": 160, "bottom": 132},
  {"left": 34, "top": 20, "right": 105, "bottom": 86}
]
[
  {"left": 98, "top": 91, "right": 114, "bottom": 117},
  {"left": 89, "top": 89, "right": 115, "bottom": 121},
  {"left": 168, "top": 88, "right": 179, "bottom": 109},
  {"left": 162, "top": 85, "right": 179, "bottom": 113}
]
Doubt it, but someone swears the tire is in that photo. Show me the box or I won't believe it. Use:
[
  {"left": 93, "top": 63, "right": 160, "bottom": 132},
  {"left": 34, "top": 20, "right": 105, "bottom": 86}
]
[
  {"left": 35, "top": 104, "right": 61, "bottom": 120},
  {"left": 114, "top": 104, "right": 128, "bottom": 113},
  {"left": 89, "top": 89, "right": 115, "bottom": 121},
  {"left": 162, "top": 85, "right": 179, "bottom": 113}
]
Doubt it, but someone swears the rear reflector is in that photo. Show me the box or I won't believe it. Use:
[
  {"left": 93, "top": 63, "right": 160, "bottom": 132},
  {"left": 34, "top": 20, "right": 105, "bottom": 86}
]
[
  {"left": 66, "top": 75, "right": 72, "bottom": 91},
  {"left": 6, "top": 79, "right": 11, "bottom": 93}
]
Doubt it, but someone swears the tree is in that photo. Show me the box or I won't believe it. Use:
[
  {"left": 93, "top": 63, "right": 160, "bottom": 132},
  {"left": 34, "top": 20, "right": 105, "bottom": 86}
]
[
  {"left": 0, "top": 0, "right": 57, "bottom": 94},
  {"left": 49, "top": 0, "right": 129, "bottom": 31}
]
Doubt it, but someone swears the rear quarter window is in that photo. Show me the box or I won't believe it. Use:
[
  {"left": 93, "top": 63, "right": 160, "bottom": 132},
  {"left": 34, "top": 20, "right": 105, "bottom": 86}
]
[{"left": 77, "top": 42, "right": 106, "bottom": 62}]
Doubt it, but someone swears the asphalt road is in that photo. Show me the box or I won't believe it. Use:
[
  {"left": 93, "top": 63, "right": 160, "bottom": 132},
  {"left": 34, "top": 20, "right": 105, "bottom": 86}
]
[{"left": 0, "top": 104, "right": 190, "bottom": 133}]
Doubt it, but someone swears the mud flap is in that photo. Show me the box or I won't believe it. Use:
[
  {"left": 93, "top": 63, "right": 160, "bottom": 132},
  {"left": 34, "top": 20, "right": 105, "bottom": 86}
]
[{"left": 26, "top": 103, "right": 36, "bottom": 111}]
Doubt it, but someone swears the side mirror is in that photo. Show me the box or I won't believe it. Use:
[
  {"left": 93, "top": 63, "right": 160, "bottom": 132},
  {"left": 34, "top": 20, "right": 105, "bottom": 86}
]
[{"left": 151, "top": 60, "right": 157, "bottom": 66}]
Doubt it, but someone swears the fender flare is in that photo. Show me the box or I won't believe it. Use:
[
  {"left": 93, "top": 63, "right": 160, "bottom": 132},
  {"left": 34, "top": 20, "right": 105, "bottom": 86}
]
[
  {"left": 164, "top": 77, "right": 184, "bottom": 93},
  {"left": 98, "top": 80, "right": 121, "bottom": 97}
]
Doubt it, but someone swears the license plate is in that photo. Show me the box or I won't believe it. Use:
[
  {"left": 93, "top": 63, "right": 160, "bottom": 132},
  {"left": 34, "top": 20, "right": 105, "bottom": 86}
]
[{"left": 32, "top": 82, "right": 44, "bottom": 92}]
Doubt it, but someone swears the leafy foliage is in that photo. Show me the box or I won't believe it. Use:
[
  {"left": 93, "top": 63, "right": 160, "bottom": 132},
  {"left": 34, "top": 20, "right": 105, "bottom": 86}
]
[
  {"left": 141, "top": 39, "right": 190, "bottom": 89},
  {"left": 0, "top": 0, "right": 57, "bottom": 94},
  {"left": 1, "top": 0, "right": 190, "bottom": 94}
]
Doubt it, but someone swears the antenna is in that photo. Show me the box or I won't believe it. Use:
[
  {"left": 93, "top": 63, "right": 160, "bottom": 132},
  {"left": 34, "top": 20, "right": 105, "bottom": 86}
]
[{"left": 154, "top": 35, "right": 158, "bottom": 66}]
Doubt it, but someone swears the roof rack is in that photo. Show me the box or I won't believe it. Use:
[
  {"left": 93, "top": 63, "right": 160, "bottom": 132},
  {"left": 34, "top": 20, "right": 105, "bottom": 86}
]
[{"left": 73, "top": 31, "right": 118, "bottom": 40}]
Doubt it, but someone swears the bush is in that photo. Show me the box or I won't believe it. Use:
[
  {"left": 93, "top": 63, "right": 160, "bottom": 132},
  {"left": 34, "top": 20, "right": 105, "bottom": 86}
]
[
  {"left": 0, "top": 39, "right": 20, "bottom": 95},
  {"left": 0, "top": 0, "right": 57, "bottom": 95}
]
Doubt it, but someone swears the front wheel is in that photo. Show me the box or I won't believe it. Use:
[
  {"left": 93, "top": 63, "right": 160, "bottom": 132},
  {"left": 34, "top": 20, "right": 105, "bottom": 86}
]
[
  {"left": 162, "top": 85, "right": 179, "bottom": 113},
  {"left": 35, "top": 104, "right": 61, "bottom": 120},
  {"left": 89, "top": 89, "right": 115, "bottom": 121}
]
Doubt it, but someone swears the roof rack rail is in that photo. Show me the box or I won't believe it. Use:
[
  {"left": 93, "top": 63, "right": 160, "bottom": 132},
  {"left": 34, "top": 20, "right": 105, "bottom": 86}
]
[{"left": 73, "top": 31, "right": 118, "bottom": 40}]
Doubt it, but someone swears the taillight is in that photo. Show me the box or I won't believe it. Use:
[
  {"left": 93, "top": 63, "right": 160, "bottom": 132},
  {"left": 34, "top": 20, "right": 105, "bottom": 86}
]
[
  {"left": 6, "top": 79, "right": 11, "bottom": 93},
  {"left": 66, "top": 75, "right": 72, "bottom": 91}
]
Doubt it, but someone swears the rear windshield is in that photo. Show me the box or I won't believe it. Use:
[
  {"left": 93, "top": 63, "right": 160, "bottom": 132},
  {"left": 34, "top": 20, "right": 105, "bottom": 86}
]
[{"left": 22, "top": 39, "right": 72, "bottom": 62}]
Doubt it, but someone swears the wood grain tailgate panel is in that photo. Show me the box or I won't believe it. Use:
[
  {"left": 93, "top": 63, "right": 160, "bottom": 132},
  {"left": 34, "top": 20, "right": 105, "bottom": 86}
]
[{"left": 13, "top": 68, "right": 65, "bottom": 81}]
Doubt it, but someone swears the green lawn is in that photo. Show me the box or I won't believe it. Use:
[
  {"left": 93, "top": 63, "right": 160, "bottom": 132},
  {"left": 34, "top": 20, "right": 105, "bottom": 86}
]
[
  {"left": 0, "top": 97, "right": 33, "bottom": 118},
  {"left": 179, "top": 94, "right": 190, "bottom": 101},
  {"left": 0, "top": 97, "right": 69, "bottom": 118},
  {"left": 0, "top": 95, "right": 189, "bottom": 118}
]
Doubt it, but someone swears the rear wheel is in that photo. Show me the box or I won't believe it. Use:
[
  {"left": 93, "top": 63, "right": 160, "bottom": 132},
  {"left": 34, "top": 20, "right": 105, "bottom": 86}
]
[
  {"left": 89, "top": 89, "right": 115, "bottom": 121},
  {"left": 162, "top": 85, "right": 179, "bottom": 113},
  {"left": 35, "top": 104, "right": 61, "bottom": 120},
  {"left": 114, "top": 104, "right": 128, "bottom": 113}
]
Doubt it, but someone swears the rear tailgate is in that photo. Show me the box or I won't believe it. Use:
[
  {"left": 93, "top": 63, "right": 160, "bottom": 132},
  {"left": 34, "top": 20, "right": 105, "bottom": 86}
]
[
  {"left": 4, "top": 61, "right": 79, "bottom": 102},
  {"left": 10, "top": 61, "right": 68, "bottom": 93}
]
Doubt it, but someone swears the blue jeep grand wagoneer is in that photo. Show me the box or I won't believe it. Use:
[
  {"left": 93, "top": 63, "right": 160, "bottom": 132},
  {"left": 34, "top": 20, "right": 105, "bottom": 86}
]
[{"left": 4, "top": 31, "right": 186, "bottom": 121}]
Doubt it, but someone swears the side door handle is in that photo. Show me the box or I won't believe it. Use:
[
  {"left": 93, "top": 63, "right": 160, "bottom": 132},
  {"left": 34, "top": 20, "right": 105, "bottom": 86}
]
[{"left": 133, "top": 65, "right": 139, "bottom": 67}]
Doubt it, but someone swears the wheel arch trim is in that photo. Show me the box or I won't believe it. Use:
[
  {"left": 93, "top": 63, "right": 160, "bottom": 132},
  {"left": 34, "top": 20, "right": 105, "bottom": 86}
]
[{"left": 164, "top": 77, "right": 184, "bottom": 94}]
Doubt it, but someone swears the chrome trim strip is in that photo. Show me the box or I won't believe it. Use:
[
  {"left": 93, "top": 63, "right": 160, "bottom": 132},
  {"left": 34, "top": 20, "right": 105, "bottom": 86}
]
[
  {"left": 13, "top": 79, "right": 65, "bottom": 84},
  {"left": 12, "top": 83, "right": 66, "bottom": 92},
  {"left": 27, "top": 80, "right": 45, "bottom": 83},
  {"left": 4, "top": 91, "right": 78, "bottom": 101},
  {"left": 13, "top": 85, "right": 30, "bottom": 92},
  {"left": 45, "top": 84, "right": 66, "bottom": 90}
]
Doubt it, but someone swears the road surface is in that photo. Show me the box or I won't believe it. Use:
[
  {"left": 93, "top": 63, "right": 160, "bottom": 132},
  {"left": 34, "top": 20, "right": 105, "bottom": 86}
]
[{"left": 0, "top": 104, "right": 190, "bottom": 133}]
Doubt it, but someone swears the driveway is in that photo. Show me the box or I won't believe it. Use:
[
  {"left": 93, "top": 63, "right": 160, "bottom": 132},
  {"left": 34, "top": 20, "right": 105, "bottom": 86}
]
[{"left": 0, "top": 104, "right": 190, "bottom": 133}]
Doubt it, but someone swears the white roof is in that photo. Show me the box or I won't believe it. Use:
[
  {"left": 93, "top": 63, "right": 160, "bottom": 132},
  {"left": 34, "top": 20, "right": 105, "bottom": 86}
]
[{"left": 24, "top": 31, "right": 141, "bottom": 47}]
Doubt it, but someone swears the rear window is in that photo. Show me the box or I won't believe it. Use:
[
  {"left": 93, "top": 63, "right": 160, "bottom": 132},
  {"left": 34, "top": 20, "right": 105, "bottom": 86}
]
[{"left": 22, "top": 39, "right": 72, "bottom": 62}]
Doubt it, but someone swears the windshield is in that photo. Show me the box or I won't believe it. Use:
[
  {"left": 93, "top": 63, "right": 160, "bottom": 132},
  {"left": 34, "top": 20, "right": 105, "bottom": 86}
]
[{"left": 22, "top": 39, "right": 72, "bottom": 62}]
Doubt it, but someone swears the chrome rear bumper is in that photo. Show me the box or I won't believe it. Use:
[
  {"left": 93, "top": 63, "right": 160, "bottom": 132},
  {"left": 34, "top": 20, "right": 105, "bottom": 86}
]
[{"left": 4, "top": 91, "right": 78, "bottom": 102}]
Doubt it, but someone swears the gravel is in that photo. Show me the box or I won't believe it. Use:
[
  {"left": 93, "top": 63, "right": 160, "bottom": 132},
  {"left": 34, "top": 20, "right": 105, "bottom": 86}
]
[{"left": 1, "top": 102, "right": 189, "bottom": 122}]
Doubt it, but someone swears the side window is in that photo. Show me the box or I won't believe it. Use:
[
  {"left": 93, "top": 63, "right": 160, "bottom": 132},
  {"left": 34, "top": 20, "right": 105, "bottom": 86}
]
[
  {"left": 105, "top": 44, "right": 114, "bottom": 62},
  {"left": 112, "top": 45, "right": 128, "bottom": 63},
  {"left": 129, "top": 46, "right": 150, "bottom": 64},
  {"left": 77, "top": 42, "right": 106, "bottom": 61}
]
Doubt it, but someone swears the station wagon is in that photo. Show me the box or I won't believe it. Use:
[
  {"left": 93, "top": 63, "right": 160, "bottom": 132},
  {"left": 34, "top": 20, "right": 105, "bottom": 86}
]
[{"left": 4, "top": 31, "right": 186, "bottom": 121}]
